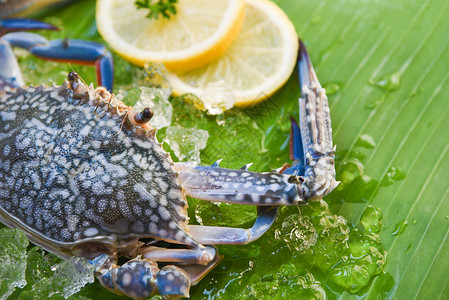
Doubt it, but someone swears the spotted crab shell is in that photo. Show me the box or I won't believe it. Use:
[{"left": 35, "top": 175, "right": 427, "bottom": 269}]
[{"left": 0, "top": 76, "right": 197, "bottom": 259}]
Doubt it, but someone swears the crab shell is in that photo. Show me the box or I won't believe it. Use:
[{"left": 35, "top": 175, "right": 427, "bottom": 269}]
[{"left": 0, "top": 73, "right": 199, "bottom": 259}]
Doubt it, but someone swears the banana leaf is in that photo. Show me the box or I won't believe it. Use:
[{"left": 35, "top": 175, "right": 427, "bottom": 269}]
[{"left": 1, "top": 0, "right": 448, "bottom": 299}]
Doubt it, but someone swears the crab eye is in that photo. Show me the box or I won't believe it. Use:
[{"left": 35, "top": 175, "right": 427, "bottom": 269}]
[
  {"left": 135, "top": 107, "right": 154, "bottom": 123},
  {"left": 68, "top": 71, "right": 79, "bottom": 82}
]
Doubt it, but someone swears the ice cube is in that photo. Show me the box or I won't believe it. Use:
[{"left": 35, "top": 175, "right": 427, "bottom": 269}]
[
  {"left": 141, "top": 62, "right": 172, "bottom": 101},
  {"left": 20, "top": 256, "right": 94, "bottom": 299},
  {"left": 164, "top": 125, "right": 209, "bottom": 163},
  {"left": 198, "top": 80, "right": 236, "bottom": 115},
  {"left": 53, "top": 257, "right": 95, "bottom": 298},
  {"left": 0, "top": 228, "right": 28, "bottom": 300},
  {"left": 134, "top": 87, "right": 173, "bottom": 129}
]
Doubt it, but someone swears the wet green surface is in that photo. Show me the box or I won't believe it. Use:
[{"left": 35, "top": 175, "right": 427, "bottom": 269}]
[{"left": 2, "top": 0, "right": 449, "bottom": 299}]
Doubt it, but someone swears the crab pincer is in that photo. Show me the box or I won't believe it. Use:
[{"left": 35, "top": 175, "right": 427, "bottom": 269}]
[{"left": 0, "top": 18, "right": 113, "bottom": 90}]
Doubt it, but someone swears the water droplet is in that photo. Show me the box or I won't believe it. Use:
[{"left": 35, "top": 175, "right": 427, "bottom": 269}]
[
  {"left": 390, "top": 219, "right": 408, "bottom": 236},
  {"left": 360, "top": 206, "right": 382, "bottom": 233},
  {"left": 381, "top": 167, "right": 406, "bottom": 187},
  {"left": 324, "top": 82, "right": 341, "bottom": 95},
  {"left": 340, "top": 158, "right": 364, "bottom": 185},
  {"left": 412, "top": 219, "right": 417, "bottom": 225},
  {"left": 404, "top": 242, "right": 413, "bottom": 252},
  {"left": 319, "top": 37, "right": 344, "bottom": 63},
  {"left": 311, "top": 16, "right": 322, "bottom": 24},
  {"left": 373, "top": 72, "right": 401, "bottom": 91},
  {"left": 356, "top": 134, "right": 376, "bottom": 148},
  {"left": 364, "top": 97, "right": 384, "bottom": 109}
]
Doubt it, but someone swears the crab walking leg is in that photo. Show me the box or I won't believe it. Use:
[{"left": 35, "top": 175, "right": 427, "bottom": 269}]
[
  {"left": 0, "top": 18, "right": 59, "bottom": 34},
  {"left": 140, "top": 246, "right": 222, "bottom": 285},
  {"left": 297, "top": 40, "right": 339, "bottom": 200},
  {"left": 140, "top": 246, "right": 217, "bottom": 264},
  {"left": 0, "top": 18, "right": 58, "bottom": 88},
  {"left": 1, "top": 31, "right": 114, "bottom": 90},
  {"left": 91, "top": 254, "right": 191, "bottom": 298},
  {"left": 174, "top": 162, "right": 307, "bottom": 206},
  {"left": 188, "top": 206, "right": 278, "bottom": 245},
  {"left": 0, "top": 36, "right": 25, "bottom": 88}
]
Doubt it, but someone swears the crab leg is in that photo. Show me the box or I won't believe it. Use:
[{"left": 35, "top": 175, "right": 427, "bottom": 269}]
[
  {"left": 188, "top": 206, "right": 278, "bottom": 245},
  {"left": 0, "top": 18, "right": 58, "bottom": 88},
  {"left": 0, "top": 18, "right": 58, "bottom": 34},
  {"left": 1, "top": 29, "right": 113, "bottom": 90},
  {"left": 0, "top": 36, "right": 25, "bottom": 88},
  {"left": 140, "top": 245, "right": 216, "bottom": 265},
  {"left": 91, "top": 254, "right": 192, "bottom": 298}
]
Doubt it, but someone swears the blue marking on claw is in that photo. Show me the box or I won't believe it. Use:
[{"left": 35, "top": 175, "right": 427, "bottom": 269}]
[{"left": 0, "top": 18, "right": 58, "bottom": 34}]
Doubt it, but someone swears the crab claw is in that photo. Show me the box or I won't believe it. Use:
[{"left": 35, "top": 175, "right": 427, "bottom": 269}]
[
  {"left": 0, "top": 31, "right": 114, "bottom": 91},
  {"left": 0, "top": 18, "right": 58, "bottom": 35},
  {"left": 296, "top": 39, "right": 339, "bottom": 199}
]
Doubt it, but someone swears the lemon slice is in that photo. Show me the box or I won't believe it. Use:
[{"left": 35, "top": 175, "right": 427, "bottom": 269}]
[
  {"left": 96, "top": 0, "right": 245, "bottom": 71},
  {"left": 167, "top": 0, "right": 299, "bottom": 106}
]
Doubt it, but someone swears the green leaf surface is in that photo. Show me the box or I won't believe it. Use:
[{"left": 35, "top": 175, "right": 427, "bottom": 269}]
[
  {"left": 2, "top": 0, "right": 449, "bottom": 299},
  {"left": 279, "top": 0, "right": 449, "bottom": 298}
]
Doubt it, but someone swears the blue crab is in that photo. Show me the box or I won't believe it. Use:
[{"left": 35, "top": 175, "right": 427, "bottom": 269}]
[{"left": 0, "top": 20, "right": 338, "bottom": 299}]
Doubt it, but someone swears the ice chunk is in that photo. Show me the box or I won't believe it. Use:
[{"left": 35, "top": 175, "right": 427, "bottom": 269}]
[
  {"left": 141, "top": 62, "right": 173, "bottom": 101},
  {"left": 198, "top": 80, "right": 236, "bottom": 115},
  {"left": 0, "top": 228, "right": 28, "bottom": 300},
  {"left": 164, "top": 125, "right": 209, "bottom": 163},
  {"left": 53, "top": 257, "right": 95, "bottom": 298},
  {"left": 134, "top": 87, "right": 173, "bottom": 129},
  {"left": 20, "top": 256, "right": 94, "bottom": 299},
  {"left": 274, "top": 214, "right": 318, "bottom": 253}
]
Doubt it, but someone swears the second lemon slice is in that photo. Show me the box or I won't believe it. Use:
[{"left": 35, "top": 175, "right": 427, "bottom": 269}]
[
  {"left": 167, "top": 0, "right": 299, "bottom": 106},
  {"left": 96, "top": 0, "right": 245, "bottom": 71}
]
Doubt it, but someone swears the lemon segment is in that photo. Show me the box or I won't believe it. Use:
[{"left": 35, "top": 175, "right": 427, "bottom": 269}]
[
  {"left": 167, "top": 0, "right": 299, "bottom": 106},
  {"left": 96, "top": 0, "right": 245, "bottom": 71}
]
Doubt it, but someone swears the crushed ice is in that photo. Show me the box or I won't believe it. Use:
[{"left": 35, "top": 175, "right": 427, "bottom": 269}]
[
  {"left": 164, "top": 125, "right": 209, "bottom": 163},
  {"left": 198, "top": 80, "right": 236, "bottom": 115},
  {"left": 0, "top": 229, "right": 28, "bottom": 300}
]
